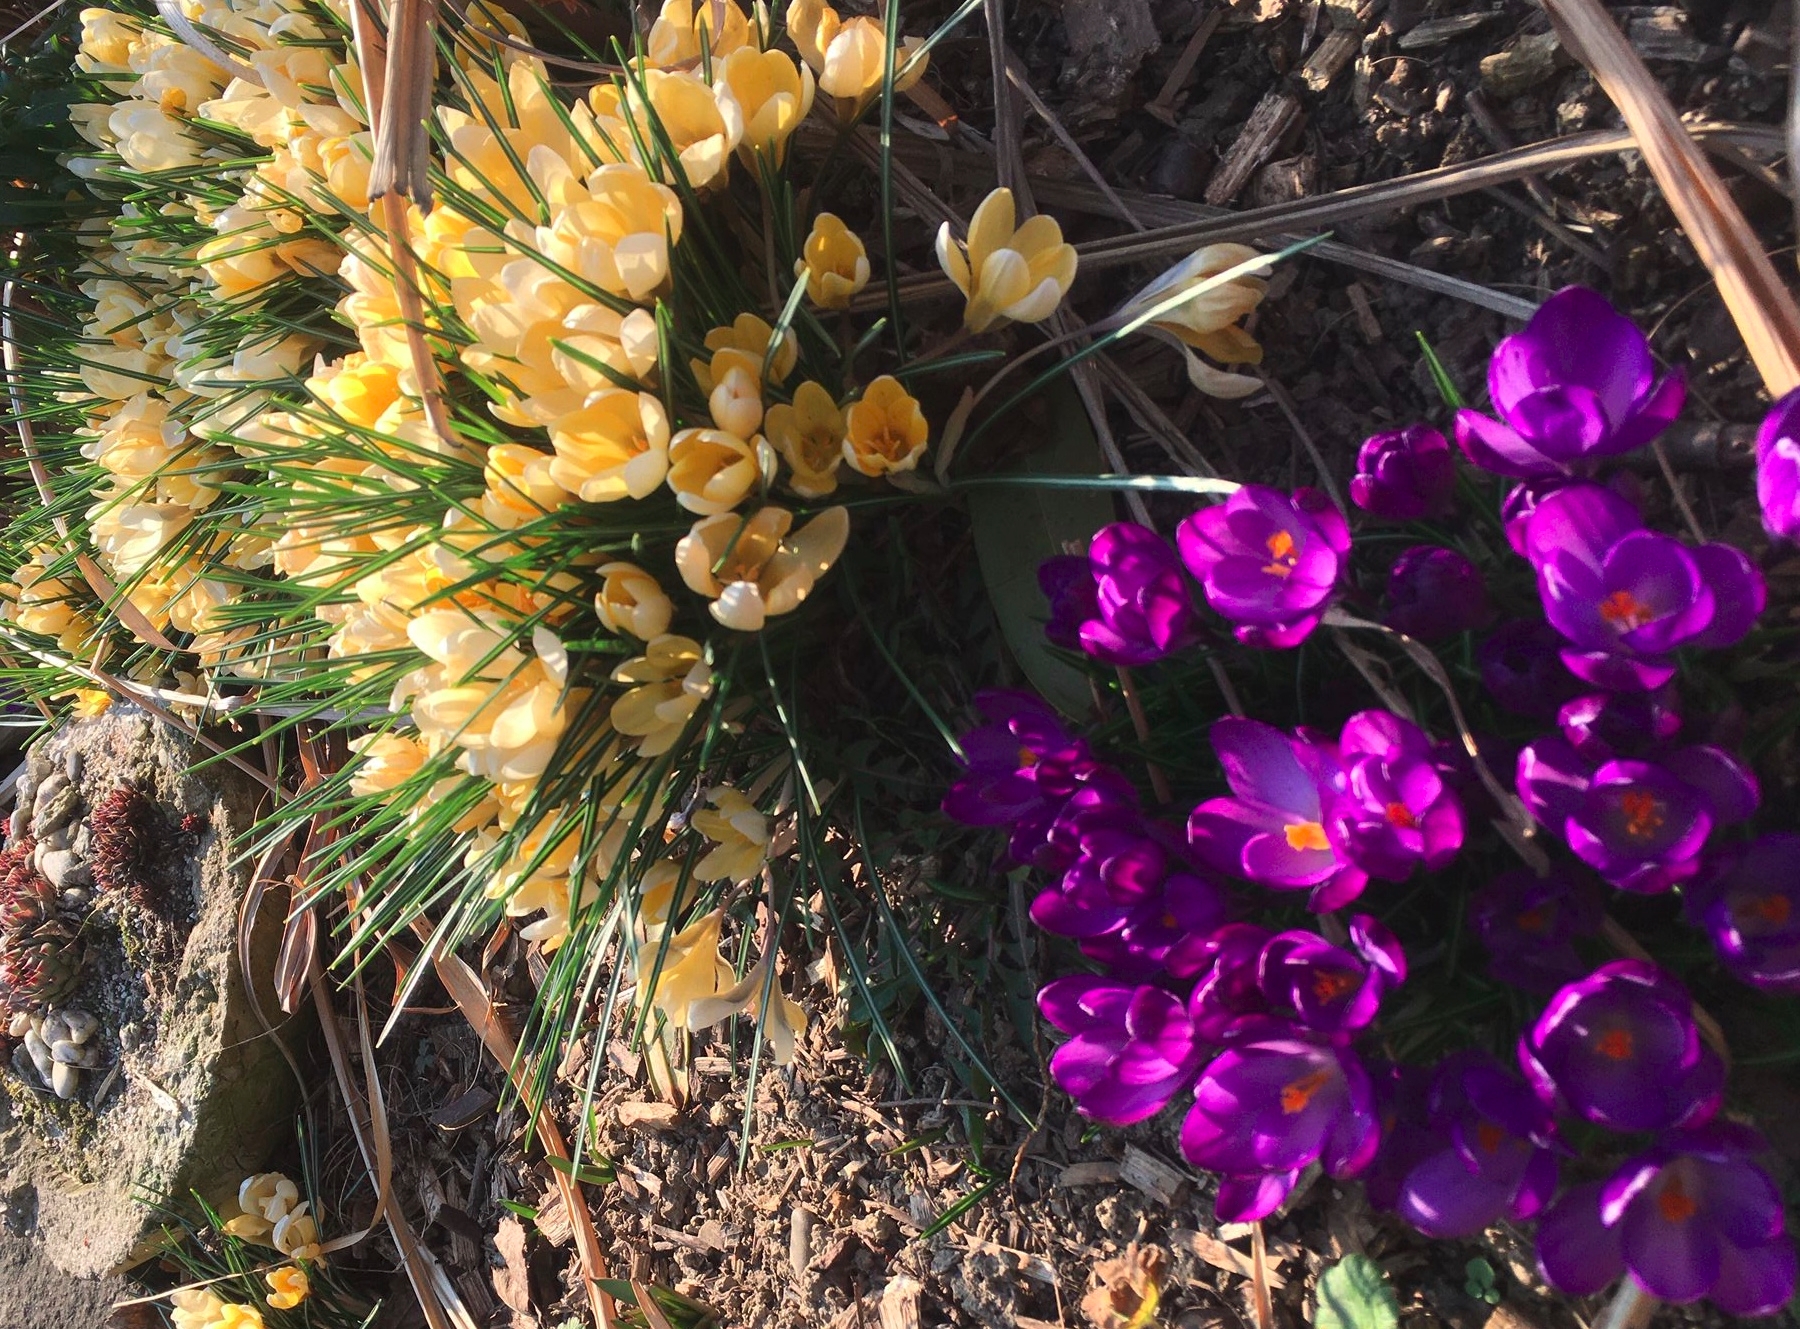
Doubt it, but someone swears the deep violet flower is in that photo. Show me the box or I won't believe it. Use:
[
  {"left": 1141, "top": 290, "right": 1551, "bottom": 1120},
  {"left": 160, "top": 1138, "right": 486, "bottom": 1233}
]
[
  {"left": 1176, "top": 485, "right": 1349, "bottom": 648},
  {"left": 1032, "top": 820, "right": 1232, "bottom": 977},
  {"left": 1180, "top": 1037, "right": 1379, "bottom": 1222},
  {"left": 1755, "top": 386, "right": 1800, "bottom": 544},
  {"left": 1500, "top": 477, "right": 1572, "bottom": 555},
  {"left": 1396, "top": 1053, "right": 1560, "bottom": 1239},
  {"left": 1557, "top": 688, "right": 1680, "bottom": 762},
  {"left": 1523, "top": 483, "right": 1765, "bottom": 690},
  {"left": 1684, "top": 833, "right": 1800, "bottom": 994},
  {"left": 1258, "top": 915, "right": 1405, "bottom": 1036},
  {"left": 1477, "top": 620, "right": 1583, "bottom": 719},
  {"left": 1074, "top": 523, "right": 1201, "bottom": 665},
  {"left": 1171, "top": 921, "right": 1276, "bottom": 1041},
  {"left": 1454, "top": 286, "right": 1684, "bottom": 479},
  {"left": 1536, "top": 1124, "right": 1797, "bottom": 1314},
  {"left": 1037, "top": 554, "right": 1099, "bottom": 652},
  {"left": 1518, "top": 959, "right": 1723, "bottom": 1134},
  {"left": 1362, "top": 1063, "right": 1440, "bottom": 1213},
  {"left": 1517, "top": 736, "right": 1757, "bottom": 893},
  {"left": 1326, "top": 711, "right": 1464, "bottom": 881},
  {"left": 1349, "top": 424, "right": 1456, "bottom": 520},
  {"left": 1039, "top": 976, "right": 1203, "bottom": 1126},
  {"left": 1383, "top": 546, "right": 1493, "bottom": 641},
  {"left": 1187, "top": 718, "right": 1367, "bottom": 910},
  {"left": 942, "top": 691, "right": 1138, "bottom": 867},
  {"left": 1470, "top": 867, "right": 1604, "bottom": 994}
]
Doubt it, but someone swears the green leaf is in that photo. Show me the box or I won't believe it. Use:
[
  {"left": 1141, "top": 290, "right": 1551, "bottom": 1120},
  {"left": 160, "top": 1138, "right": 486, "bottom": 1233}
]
[
  {"left": 1315, "top": 1254, "right": 1399, "bottom": 1329},
  {"left": 966, "top": 379, "right": 1113, "bottom": 717}
]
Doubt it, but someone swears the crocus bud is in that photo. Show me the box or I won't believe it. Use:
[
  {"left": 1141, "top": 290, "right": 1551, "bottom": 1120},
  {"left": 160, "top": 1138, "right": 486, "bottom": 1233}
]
[
  {"left": 1383, "top": 546, "right": 1492, "bottom": 640},
  {"left": 1349, "top": 424, "right": 1455, "bottom": 520}
]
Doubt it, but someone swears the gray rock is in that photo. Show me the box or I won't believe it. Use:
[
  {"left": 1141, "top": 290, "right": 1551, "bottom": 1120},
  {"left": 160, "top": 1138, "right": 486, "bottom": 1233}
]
[
  {"left": 0, "top": 704, "right": 297, "bottom": 1277},
  {"left": 28, "top": 773, "right": 65, "bottom": 821},
  {"left": 37, "top": 850, "right": 90, "bottom": 893},
  {"left": 58, "top": 1011, "right": 96, "bottom": 1046},
  {"left": 48, "top": 1064, "right": 78, "bottom": 1101},
  {"left": 20, "top": 1034, "right": 51, "bottom": 1087},
  {"left": 35, "top": 824, "right": 74, "bottom": 855},
  {"left": 61, "top": 751, "right": 81, "bottom": 785},
  {"left": 29, "top": 780, "right": 78, "bottom": 840}
]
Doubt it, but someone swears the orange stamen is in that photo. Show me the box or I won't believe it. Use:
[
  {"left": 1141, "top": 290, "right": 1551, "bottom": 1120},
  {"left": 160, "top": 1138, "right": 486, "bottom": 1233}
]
[
  {"left": 1594, "top": 1028, "right": 1635, "bottom": 1061},
  {"left": 1475, "top": 1121, "right": 1506, "bottom": 1153},
  {"left": 1385, "top": 802, "right": 1418, "bottom": 829},
  {"left": 1737, "top": 894, "right": 1793, "bottom": 928},
  {"left": 1618, "top": 789, "right": 1665, "bottom": 840},
  {"left": 1599, "top": 589, "right": 1651, "bottom": 629},
  {"left": 1312, "top": 970, "right": 1357, "bottom": 1003},
  {"left": 1261, "top": 530, "right": 1298, "bottom": 578},
  {"left": 1284, "top": 821, "right": 1329, "bottom": 852},
  {"left": 1279, "top": 1068, "right": 1332, "bottom": 1114},
  {"left": 1657, "top": 1177, "right": 1698, "bottom": 1223},
  {"left": 1514, "top": 905, "right": 1551, "bottom": 934}
]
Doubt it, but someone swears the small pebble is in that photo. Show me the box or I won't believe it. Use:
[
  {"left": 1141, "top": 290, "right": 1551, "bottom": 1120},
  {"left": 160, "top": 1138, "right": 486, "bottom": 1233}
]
[
  {"left": 63, "top": 751, "right": 82, "bottom": 784},
  {"left": 38, "top": 823, "right": 74, "bottom": 854},
  {"left": 40, "top": 849, "right": 91, "bottom": 892},
  {"left": 22, "top": 1030, "right": 53, "bottom": 1084},
  {"left": 37, "top": 1012, "right": 67, "bottom": 1046},
  {"left": 49, "top": 1040, "right": 84, "bottom": 1066},
  {"left": 32, "top": 787, "right": 79, "bottom": 839},
  {"left": 30, "top": 773, "right": 67, "bottom": 818},
  {"left": 6, "top": 808, "right": 24, "bottom": 842},
  {"left": 60, "top": 1010, "right": 97, "bottom": 1044},
  {"left": 59, "top": 888, "right": 90, "bottom": 912},
  {"left": 6, "top": 1012, "right": 30, "bottom": 1038},
  {"left": 50, "top": 1062, "right": 78, "bottom": 1100},
  {"left": 72, "top": 825, "right": 90, "bottom": 858}
]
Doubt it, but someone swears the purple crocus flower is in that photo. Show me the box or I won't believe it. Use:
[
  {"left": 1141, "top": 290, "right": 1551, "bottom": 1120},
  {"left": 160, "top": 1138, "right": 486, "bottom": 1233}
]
[
  {"left": 1557, "top": 688, "right": 1680, "bottom": 762},
  {"left": 1470, "top": 867, "right": 1604, "bottom": 994},
  {"left": 1075, "top": 523, "right": 1201, "bottom": 666},
  {"left": 1362, "top": 1063, "right": 1440, "bottom": 1213},
  {"left": 1180, "top": 1037, "right": 1379, "bottom": 1222},
  {"left": 1172, "top": 922, "right": 1276, "bottom": 1041},
  {"left": 1517, "top": 736, "right": 1757, "bottom": 893},
  {"left": 1383, "top": 547, "right": 1493, "bottom": 641},
  {"left": 1039, "top": 976, "right": 1204, "bottom": 1125},
  {"left": 1518, "top": 959, "right": 1724, "bottom": 1134},
  {"left": 1188, "top": 718, "right": 1367, "bottom": 911},
  {"left": 1500, "top": 478, "right": 1572, "bottom": 555},
  {"left": 1326, "top": 711, "right": 1464, "bottom": 881},
  {"left": 1176, "top": 485, "right": 1350, "bottom": 649},
  {"left": 1397, "top": 1053, "right": 1560, "bottom": 1239},
  {"left": 942, "top": 691, "right": 1140, "bottom": 867},
  {"left": 1349, "top": 424, "right": 1456, "bottom": 520},
  {"left": 1477, "top": 620, "right": 1583, "bottom": 719},
  {"left": 1756, "top": 386, "right": 1800, "bottom": 544},
  {"left": 1524, "top": 483, "right": 1765, "bottom": 690},
  {"left": 1684, "top": 833, "right": 1800, "bottom": 993},
  {"left": 1454, "top": 287, "right": 1684, "bottom": 479},
  {"left": 1536, "top": 1123, "right": 1797, "bottom": 1314},
  {"left": 1037, "top": 554, "right": 1099, "bottom": 652},
  {"left": 1258, "top": 915, "right": 1405, "bottom": 1036}
]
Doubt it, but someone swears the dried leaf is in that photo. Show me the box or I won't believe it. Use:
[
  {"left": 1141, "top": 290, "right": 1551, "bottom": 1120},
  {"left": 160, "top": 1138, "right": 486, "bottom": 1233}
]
[
  {"left": 1080, "top": 1243, "right": 1166, "bottom": 1329},
  {"left": 493, "top": 1217, "right": 534, "bottom": 1321}
]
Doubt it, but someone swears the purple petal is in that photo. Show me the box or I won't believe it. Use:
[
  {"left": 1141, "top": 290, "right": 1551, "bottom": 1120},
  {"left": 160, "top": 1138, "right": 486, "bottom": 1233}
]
[
  {"left": 1710, "top": 1241, "right": 1799, "bottom": 1317},
  {"left": 1213, "top": 1170, "right": 1299, "bottom": 1224},
  {"left": 1536, "top": 1182, "right": 1626, "bottom": 1297},
  {"left": 1398, "top": 1148, "right": 1514, "bottom": 1238},
  {"left": 1686, "top": 541, "right": 1765, "bottom": 649}
]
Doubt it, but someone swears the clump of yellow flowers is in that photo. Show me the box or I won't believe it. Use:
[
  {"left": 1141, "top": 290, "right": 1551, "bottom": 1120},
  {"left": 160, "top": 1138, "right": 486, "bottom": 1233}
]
[
  {"left": 7, "top": 0, "right": 1270, "bottom": 1102},
  {"left": 162, "top": 1171, "right": 323, "bottom": 1329}
]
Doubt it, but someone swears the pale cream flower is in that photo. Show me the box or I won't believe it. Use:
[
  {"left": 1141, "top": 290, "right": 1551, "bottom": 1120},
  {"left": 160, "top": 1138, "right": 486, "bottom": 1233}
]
[
  {"left": 485, "top": 821, "right": 592, "bottom": 950},
  {"left": 547, "top": 390, "right": 671, "bottom": 501},
  {"left": 77, "top": 9, "right": 143, "bottom": 73},
  {"left": 131, "top": 36, "right": 227, "bottom": 115},
  {"left": 795, "top": 212, "right": 869, "bottom": 310},
  {"left": 595, "top": 562, "right": 674, "bottom": 640},
  {"left": 666, "top": 427, "right": 776, "bottom": 515},
  {"left": 638, "top": 907, "right": 736, "bottom": 1028},
  {"left": 765, "top": 380, "right": 844, "bottom": 498},
  {"left": 786, "top": 0, "right": 926, "bottom": 121},
  {"left": 610, "top": 634, "right": 712, "bottom": 757},
  {"left": 637, "top": 69, "right": 744, "bottom": 190},
  {"left": 686, "top": 958, "right": 807, "bottom": 1063},
  {"left": 674, "top": 504, "right": 849, "bottom": 631},
  {"left": 719, "top": 47, "right": 813, "bottom": 165},
  {"left": 645, "top": 0, "right": 763, "bottom": 67},
  {"left": 843, "top": 375, "right": 928, "bottom": 476},
  {"left": 1122, "top": 244, "right": 1270, "bottom": 399},
  {"left": 410, "top": 621, "right": 574, "bottom": 781},
  {"left": 216, "top": 1305, "right": 267, "bottom": 1329},
  {"left": 481, "top": 444, "right": 566, "bottom": 528},
  {"left": 935, "top": 187, "right": 1077, "bottom": 333},
  {"left": 690, "top": 786, "right": 769, "bottom": 882},
  {"left": 170, "top": 1288, "right": 227, "bottom": 1329},
  {"left": 690, "top": 313, "right": 796, "bottom": 392},
  {"left": 708, "top": 362, "right": 764, "bottom": 437},
  {"left": 108, "top": 101, "right": 203, "bottom": 171},
  {"left": 348, "top": 732, "right": 430, "bottom": 799},
  {"left": 272, "top": 1206, "right": 323, "bottom": 1261}
]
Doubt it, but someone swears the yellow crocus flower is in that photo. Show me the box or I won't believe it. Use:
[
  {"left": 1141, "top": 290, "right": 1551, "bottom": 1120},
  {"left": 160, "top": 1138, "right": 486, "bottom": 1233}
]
[
  {"left": 673, "top": 505, "right": 849, "bottom": 632},
  {"left": 934, "top": 187, "right": 1078, "bottom": 333},
  {"left": 843, "top": 375, "right": 928, "bottom": 476},
  {"left": 795, "top": 212, "right": 869, "bottom": 310},
  {"left": 765, "top": 380, "right": 845, "bottom": 498}
]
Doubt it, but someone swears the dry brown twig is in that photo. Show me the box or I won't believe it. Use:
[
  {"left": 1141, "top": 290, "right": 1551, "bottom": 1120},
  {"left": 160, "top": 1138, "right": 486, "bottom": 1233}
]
[{"left": 1542, "top": 0, "right": 1800, "bottom": 395}]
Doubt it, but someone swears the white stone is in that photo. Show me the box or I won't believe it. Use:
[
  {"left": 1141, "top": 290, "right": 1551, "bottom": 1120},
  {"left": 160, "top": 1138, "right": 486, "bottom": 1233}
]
[{"left": 50, "top": 1062, "right": 78, "bottom": 1100}]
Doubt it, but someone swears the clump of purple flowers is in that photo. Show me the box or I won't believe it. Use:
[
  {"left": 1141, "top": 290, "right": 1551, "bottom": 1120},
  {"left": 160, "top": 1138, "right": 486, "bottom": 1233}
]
[{"left": 941, "top": 286, "right": 1798, "bottom": 1317}]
